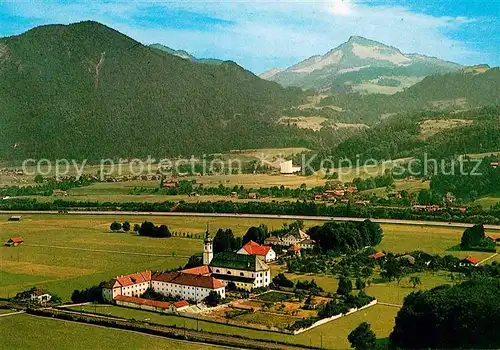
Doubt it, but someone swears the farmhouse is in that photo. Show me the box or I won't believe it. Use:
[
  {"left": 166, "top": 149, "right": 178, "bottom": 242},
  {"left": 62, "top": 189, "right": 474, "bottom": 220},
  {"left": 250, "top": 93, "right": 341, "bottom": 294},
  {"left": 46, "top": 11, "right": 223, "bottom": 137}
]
[
  {"left": 5, "top": 237, "right": 24, "bottom": 246},
  {"left": 237, "top": 240, "right": 276, "bottom": 262},
  {"left": 459, "top": 256, "right": 480, "bottom": 267},
  {"left": 8, "top": 215, "right": 22, "bottom": 221},
  {"left": 15, "top": 288, "right": 52, "bottom": 304},
  {"left": 264, "top": 226, "right": 317, "bottom": 249},
  {"left": 369, "top": 252, "right": 386, "bottom": 260}
]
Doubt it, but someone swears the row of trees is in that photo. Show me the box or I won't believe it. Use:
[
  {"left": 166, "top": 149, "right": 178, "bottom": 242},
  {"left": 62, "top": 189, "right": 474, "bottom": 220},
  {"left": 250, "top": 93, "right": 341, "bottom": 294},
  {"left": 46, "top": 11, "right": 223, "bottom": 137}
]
[
  {"left": 4, "top": 197, "right": 500, "bottom": 225},
  {"left": 307, "top": 220, "right": 383, "bottom": 253}
]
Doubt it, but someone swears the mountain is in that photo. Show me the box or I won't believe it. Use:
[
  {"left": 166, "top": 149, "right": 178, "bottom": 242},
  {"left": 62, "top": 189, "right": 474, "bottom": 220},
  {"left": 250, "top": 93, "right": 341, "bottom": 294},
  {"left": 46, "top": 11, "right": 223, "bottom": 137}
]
[
  {"left": 149, "top": 43, "right": 223, "bottom": 65},
  {"left": 0, "top": 21, "right": 308, "bottom": 161},
  {"left": 261, "top": 36, "right": 463, "bottom": 93},
  {"left": 315, "top": 65, "right": 500, "bottom": 124}
]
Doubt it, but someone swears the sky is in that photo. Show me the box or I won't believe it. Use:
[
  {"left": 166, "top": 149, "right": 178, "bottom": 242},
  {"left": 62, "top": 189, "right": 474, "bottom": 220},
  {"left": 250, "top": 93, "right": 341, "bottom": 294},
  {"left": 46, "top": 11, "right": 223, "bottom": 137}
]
[{"left": 0, "top": 0, "right": 498, "bottom": 74}]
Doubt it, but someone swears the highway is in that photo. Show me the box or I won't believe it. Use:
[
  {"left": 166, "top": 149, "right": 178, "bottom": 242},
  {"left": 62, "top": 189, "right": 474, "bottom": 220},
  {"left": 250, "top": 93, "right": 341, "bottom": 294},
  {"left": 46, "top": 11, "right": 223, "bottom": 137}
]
[{"left": 2, "top": 210, "right": 500, "bottom": 230}]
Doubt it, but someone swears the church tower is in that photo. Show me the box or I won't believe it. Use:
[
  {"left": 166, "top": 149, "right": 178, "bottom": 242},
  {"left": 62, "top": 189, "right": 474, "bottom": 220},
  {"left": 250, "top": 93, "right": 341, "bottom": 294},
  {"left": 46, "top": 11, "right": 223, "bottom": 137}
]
[{"left": 203, "top": 230, "right": 213, "bottom": 265}]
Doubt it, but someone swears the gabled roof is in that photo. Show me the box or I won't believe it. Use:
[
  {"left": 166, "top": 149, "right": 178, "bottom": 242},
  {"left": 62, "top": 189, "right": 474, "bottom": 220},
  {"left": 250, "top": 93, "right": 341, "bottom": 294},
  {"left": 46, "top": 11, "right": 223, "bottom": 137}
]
[
  {"left": 210, "top": 252, "right": 269, "bottom": 272},
  {"left": 181, "top": 265, "right": 212, "bottom": 276},
  {"left": 241, "top": 240, "right": 272, "bottom": 256},
  {"left": 8, "top": 237, "right": 24, "bottom": 243},
  {"left": 174, "top": 300, "right": 189, "bottom": 308},
  {"left": 152, "top": 271, "right": 224, "bottom": 289},
  {"left": 369, "top": 252, "right": 386, "bottom": 259},
  {"left": 115, "top": 295, "right": 171, "bottom": 309},
  {"left": 115, "top": 271, "right": 151, "bottom": 287},
  {"left": 284, "top": 227, "right": 310, "bottom": 240},
  {"left": 462, "top": 256, "right": 480, "bottom": 265},
  {"left": 288, "top": 244, "right": 301, "bottom": 252},
  {"left": 300, "top": 239, "right": 316, "bottom": 245}
]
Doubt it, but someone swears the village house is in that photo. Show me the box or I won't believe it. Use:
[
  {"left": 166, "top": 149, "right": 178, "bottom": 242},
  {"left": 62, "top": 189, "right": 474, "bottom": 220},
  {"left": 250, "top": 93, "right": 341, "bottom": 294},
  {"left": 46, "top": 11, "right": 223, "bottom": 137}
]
[
  {"left": 15, "top": 288, "right": 52, "bottom": 305},
  {"left": 264, "top": 226, "right": 317, "bottom": 250},
  {"left": 237, "top": 240, "right": 276, "bottom": 262},
  {"left": 459, "top": 256, "right": 480, "bottom": 267},
  {"left": 162, "top": 178, "right": 179, "bottom": 188},
  {"left": 8, "top": 215, "right": 22, "bottom": 221},
  {"left": 288, "top": 244, "right": 301, "bottom": 257},
  {"left": 369, "top": 252, "right": 386, "bottom": 260},
  {"left": 5, "top": 237, "right": 24, "bottom": 246}
]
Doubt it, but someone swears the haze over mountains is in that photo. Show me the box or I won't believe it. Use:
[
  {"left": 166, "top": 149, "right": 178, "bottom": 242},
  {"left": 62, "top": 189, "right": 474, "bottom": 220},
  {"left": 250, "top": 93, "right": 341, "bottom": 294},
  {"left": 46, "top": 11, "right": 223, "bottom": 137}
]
[{"left": 260, "top": 36, "right": 463, "bottom": 93}]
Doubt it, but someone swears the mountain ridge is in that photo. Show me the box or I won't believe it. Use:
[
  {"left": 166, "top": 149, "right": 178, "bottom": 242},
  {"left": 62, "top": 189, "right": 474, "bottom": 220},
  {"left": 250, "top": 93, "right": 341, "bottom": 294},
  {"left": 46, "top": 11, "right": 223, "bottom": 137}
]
[{"left": 260, "top": 36, "right": 463, "bottom": 93}]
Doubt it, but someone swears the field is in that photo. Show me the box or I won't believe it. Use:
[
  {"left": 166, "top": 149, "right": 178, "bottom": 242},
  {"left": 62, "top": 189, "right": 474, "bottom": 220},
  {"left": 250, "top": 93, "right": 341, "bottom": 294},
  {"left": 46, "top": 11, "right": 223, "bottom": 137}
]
[
  {"left": 361, "top": 179, "right": 430, "bottom": 197},
  {"left": 2, "top": 213, "right": 498, "bottom": 348},
  {"left": 70, "top": 303, "right": 397, "bottom": 349},
  {"left": 0, "top": 314, "right": 222, "bottom": 349},
  {"left": 2, "top": 215, "right": 496, "bottom": 301},
  {"left": 0, "top": 214, "right": 324, "bottom": 300},
  {"left": 419, "top": 119, "right": 473, "bottom": 139},
  {"left": 473, "top": 196, "right": 500, "bottom": 209}
]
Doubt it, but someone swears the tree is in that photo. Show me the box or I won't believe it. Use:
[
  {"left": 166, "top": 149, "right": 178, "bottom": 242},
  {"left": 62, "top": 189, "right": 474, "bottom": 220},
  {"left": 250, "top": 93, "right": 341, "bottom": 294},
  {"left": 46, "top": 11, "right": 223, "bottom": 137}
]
[
  {"left": 390, "top": 278, "right": 500, "bottom": 349},
  {"left": 460, "top": 223, "right": 493, "bottom": 250},
  {"left": 156, "top": 224, "right": 172, "bottom": 238},
  {"left": 110, "top": 221, "right": 122, "bottom": 231},
  {"left": 409, "top": 276, "right": 422, "bottom": 288},
  {"left": 337, "top": 275, "right": 353, "bottom": 296},
  {"left": 34, "top": 174, "right": 44, "bottom": 183},
  {"left": 138, "top": 221, "right": 156, "bottom": 236},
  {"left": 355, "top": 277, "right": 366, "bottom": 290},
  {"left": 204, "top": 291, "right": 222, "bottom": 307},
  {"left": 122, "top": 221, "right": 131, "bottom": 232},
  {"left": 272, "top": 273, "right": 294, "bottom": 288},
  {"left": 213, "top": 228, "right": 237, "bottom": 253},
  {"left": 133, "top": 223, "right": 140, "bottom": 232},
  {"left": 242, "top": 226, "right": 267, "bottom": 245},
  {"left": 348, "top": 322, "right": 377, "bottom": 350}
]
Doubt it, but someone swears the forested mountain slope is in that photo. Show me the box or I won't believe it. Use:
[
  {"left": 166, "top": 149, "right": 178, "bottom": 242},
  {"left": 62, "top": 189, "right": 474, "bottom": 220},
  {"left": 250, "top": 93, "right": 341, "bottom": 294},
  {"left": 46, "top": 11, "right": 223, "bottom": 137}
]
[{"left": 0, "top": 21, "right": 307, "bottom": 160}]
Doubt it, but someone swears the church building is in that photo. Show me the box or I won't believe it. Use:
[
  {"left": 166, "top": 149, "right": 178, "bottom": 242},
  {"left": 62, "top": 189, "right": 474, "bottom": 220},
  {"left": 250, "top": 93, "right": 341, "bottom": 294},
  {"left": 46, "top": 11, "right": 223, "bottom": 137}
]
[{"left": 181, "top": 232, "right": 272, "bottom": 291}]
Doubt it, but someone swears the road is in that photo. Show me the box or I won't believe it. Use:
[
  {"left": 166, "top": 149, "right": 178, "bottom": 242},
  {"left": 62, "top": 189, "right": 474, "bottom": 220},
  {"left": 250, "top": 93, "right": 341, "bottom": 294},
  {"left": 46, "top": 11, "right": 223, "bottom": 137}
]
[{"left": 2, "top": 210, "right": 500, "bottom": 230}]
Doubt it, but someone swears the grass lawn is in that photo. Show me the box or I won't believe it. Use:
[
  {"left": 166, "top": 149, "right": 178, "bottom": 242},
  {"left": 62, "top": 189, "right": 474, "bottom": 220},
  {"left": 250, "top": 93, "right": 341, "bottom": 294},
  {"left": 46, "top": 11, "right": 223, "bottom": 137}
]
[
  {"left": 0, "top": 313, "right": 221, "bottom": 349},
  {"left": 71, "top": 303, "right": 396, "bottom": 349},
  {"left": 376, "top": 224, "right": 496, "bottom": 260},
  {"left": 361, "top": 179, "right": 430, "bottom": 197}
]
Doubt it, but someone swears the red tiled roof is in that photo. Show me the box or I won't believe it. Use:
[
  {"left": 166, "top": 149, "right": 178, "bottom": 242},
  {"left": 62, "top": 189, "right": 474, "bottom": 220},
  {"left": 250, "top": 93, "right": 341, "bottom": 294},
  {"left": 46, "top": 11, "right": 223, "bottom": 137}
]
[
  {"left": 488, "top": 235, "right": 499, "bottom": 241},
  {"left": 114, "top": 295, "right": 171, "bottom": 309},
  {"left": 153, "top": 271, "right": 225, "bottom": 289},
  {"left": 288, "top": 244, "right": 301, "bottom": 251},
  {"left": 174, "top": 300, "right": 189, "bottom": 308},
  {"left": 464, "top": 256, "right": 480, "bottom": 265},
  {"left": 181, "top": 265, "right": 212, "bottom": 276},
  {"left": 9, "top": 237, "right": 24, "bottom": 243},
  {"left": 116, "top": 271, "right": 151, "bottom": 287},
  {"left": 369, "top": 252, "right": 386, "bottom": 259},
  {"left": 241, "top": 240, "right": 271, "bottom": 256}
]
